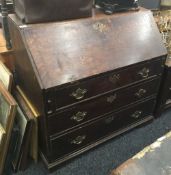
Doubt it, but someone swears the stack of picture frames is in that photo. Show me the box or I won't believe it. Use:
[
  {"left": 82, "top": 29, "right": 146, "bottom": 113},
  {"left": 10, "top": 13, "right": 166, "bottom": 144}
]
[{"left": 0, "top": 60, "right": 39, "bottom": 174}]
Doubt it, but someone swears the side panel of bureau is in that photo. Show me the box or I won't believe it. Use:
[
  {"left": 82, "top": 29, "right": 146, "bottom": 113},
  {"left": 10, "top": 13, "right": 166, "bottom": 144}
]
[{"left": 8, "top": 18, "right": 50, "bottom": 155}]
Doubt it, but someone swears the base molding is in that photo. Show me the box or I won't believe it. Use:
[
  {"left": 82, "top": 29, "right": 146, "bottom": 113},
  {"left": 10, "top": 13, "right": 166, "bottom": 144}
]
[{"left": 40, "top": 116, "right": 153, "bottom": 171}]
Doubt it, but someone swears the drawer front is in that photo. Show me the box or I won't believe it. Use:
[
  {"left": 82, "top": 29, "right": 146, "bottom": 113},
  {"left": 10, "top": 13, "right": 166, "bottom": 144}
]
[
  {"left": 45, "top": 58, "right": 164, "bottom": 113},
  {"left": 49, "top": 98, "right": 156, "bottom": 161},
  {"left": 48, "top": 78, "right": 160, "bottom": 136}
]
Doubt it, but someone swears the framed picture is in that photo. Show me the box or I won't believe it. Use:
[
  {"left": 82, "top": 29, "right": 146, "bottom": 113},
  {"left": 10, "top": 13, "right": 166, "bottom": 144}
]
[
  {"left": 0, "top": 60, "right": 13, "bottom": 92},
  {"left": 16, "top": 85, "right": 39, "bottom": 163},
  {"left": 12, "top": 106, "right": 32, "bottom": 171},
  {"left": 0, "top": 124, "right": 5, "bottom": 150},
  {"left": 0, "top": 81, "right": 17, "bottom": 175},
  {"left": 13, "top": 86, "right": 38, "bottom": 171}
]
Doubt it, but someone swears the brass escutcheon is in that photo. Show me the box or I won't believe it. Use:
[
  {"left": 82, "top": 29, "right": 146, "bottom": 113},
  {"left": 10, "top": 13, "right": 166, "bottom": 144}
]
[
  {"left": 107, "top": 94, "right": 117, "bottom": 103},
  {"left": 109, "top": 74, "right": 120, "bottom": 84}
]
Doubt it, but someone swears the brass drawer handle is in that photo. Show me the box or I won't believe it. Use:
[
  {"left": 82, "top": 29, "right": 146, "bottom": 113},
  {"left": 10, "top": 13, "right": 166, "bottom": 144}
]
[
  {"left": 107, "top": 94, "right": 117, "bottom": 103},
  {"left": 71, "top": 88, "right": 87, "bottom": 100},
  {"left": 71, "top": 135, "right": 86, "bottom": 145},
  {"left": 135, "top": 89, "right": 147, "bottom": 98},
  {"left": 71, "top": 112, "right": 87, "bottom": 122},
  {"left": 109, "top": 74, "right": 120, "bottom": 84},
  {"left": 131, "top": 111, "right": 142, "bottom": 119},
  {"left": 138, "top": 68, "right": 150, "bottom": 78}
]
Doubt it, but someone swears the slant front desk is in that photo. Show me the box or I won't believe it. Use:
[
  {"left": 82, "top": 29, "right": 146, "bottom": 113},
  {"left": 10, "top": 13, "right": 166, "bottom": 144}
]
[{"left": 9, "top": 9, "right": 167, "bottom": 170}]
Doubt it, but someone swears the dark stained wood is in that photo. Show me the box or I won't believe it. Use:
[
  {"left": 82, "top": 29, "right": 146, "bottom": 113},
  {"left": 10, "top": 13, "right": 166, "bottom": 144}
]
[
  {"left": 45, "top": 58, "right": 164, "bottom": 110},
  {"left": 155, "top": 62, "right": 171, "bottom": 115},
  {"left": 8, "top": 17, "right": 50, "bottom": 156},
  {"left": 8, "top": 9, "right": 167, "bottom": 170},
  {"left": 47, "top": 78, "right": 160, "bottom": 136},
  {"left": 9, "top": 9, "right": 166, "bottom": 90},
  {"left": 49, "top": 98, "right": 156, "bottom": 162},
  {"left": 14, "top": 0, "right": 92, "bottom": 23},
  {"left": 159, "top": 67, "right": 171, "bottom": 106}
]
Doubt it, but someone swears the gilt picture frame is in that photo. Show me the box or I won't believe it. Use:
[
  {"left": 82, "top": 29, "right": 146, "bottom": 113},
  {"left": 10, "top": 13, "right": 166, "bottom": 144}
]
[
  {"left": 0, "top": 124, "right": 5, "bottom": 150},
  {"left": 0, "top": 60, "right": 13, "bottom": 92},
  {"left": 13, "top": 86, "right": 39, "bottom": 168},
  {"left": 0, "top": 81, "right": 17, "bottom": 175},
  {"left": 12, "top": 106, "right": 29, "bottom": 171}
]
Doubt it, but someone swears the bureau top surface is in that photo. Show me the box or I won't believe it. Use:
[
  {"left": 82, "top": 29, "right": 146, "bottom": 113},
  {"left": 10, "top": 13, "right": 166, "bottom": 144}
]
[{"left": 9, "top": 9, "right": 167, "bottom": 89}]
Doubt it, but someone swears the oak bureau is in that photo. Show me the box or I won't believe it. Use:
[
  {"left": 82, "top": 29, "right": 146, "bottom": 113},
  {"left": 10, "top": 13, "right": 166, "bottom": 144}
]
[{"left": 8, "top": 9, "right": 167, "bottom": 170}]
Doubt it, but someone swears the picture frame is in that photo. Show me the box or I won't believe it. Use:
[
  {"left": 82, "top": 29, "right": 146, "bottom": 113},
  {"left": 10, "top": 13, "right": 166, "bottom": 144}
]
[
  {"left": 0, "top": 60, "right": 13, "bottom": 92},
  {"left": 16, "top": 85, "right": 39, "bottom": 163},
  {"left": 0, "top": 72, "right": 32, "bottom": 172},
  {"left": 13, "top": 86, "right": 38, "bottom": 170},
  {"left": 0, "top": 81, "right": 17, "bottom": 175},
  {"left": 0, "top": 124, "right": 5, "bottom": 150},
  {"left": 12, "top": 105, "right": 31, "bottom": 171}
]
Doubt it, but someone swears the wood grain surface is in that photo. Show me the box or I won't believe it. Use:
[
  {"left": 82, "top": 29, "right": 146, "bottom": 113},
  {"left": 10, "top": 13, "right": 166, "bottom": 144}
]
[
  {"left": 9, "top": 9, "right": 167, "bottom": 89},
  {"left": 8, "top": 9, "right": 167, "bottom": 170}
]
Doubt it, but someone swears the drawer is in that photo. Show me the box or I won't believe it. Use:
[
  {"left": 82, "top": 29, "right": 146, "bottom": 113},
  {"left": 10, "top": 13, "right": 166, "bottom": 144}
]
[
  {"left": 45, "top": 58, "right": 164, "bottom": 113},
  {"left": 49, "top": 98, "right": 156, "bottom": 162},
  {"left": 47, "top": 78, "right": 160, "bottom": 136}
]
